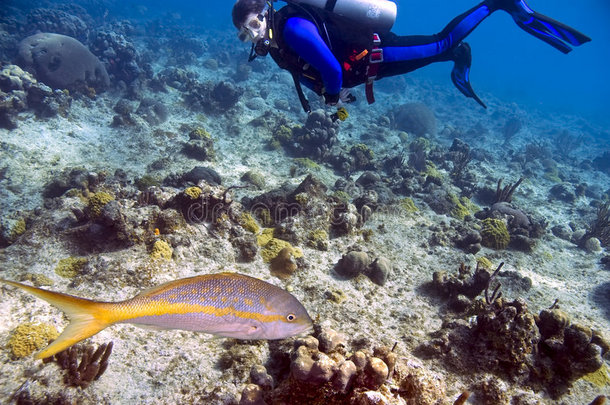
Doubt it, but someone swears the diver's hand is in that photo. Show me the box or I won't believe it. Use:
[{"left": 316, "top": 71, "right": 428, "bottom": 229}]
[
  {"left": 324, "top": 89, "right": 356, "bottom": 106},
  {"left": 339, "top": 88, "right": 356, "bottom": 103},
  {"left": 323, "top": 92, "right": 340, "bottom": 106}
]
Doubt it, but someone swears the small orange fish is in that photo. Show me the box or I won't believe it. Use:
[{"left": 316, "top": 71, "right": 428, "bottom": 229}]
[{"left": 1, "top": 273, "right": 313, "bottom": 359}]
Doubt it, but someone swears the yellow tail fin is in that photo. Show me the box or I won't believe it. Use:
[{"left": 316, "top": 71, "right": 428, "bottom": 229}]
[{"left": 1, "top": 279, "right": 112, "bottom": 359}]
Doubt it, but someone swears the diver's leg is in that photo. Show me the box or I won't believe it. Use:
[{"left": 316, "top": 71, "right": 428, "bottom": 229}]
[
  {"left": 380, "top": 2, "right": 494, "bottom": 64},
  {"left": 378, "top": 3, "right": 495, "bottom": 107},
  {"left": 487, "top": 0, "right": 591, "bottom": 53}
]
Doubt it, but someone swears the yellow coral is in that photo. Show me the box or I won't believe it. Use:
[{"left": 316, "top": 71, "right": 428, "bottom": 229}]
[
  {"left": 190, "top": 128, "right": 212, "bottom": 139},
  {"left": 260, "top": 237, "right": 303, "bottom": 263},
  {"left": 350, "top": 143, "right": 374, "bottom": 159},
  {"left": 307, "top": 229, "right": 329, "bottom": 250},
  {"left": 293, "top": 158, "right": 320, "bottom": 170},
  {"left": 184, "top": 186, "right": 202, "bottom": 200},
  {"left": 424, "top": 163, "right": 443, "bottom": 182},
  {"left": 257, "top": 228, "right": 275, "bottom": 247},
  {"left": 55, "top": 257, "right": 88, "bottom": 278},
  {"left": 481, "top": 218, "right": 510, "bottom": 250},
  {"left": 449, "top": 194, "right": 471, "bottom": 220},
  {"left": 582, "top": 363, "right": 610, "bottom": 387},
  {"left": 7, "top": 322, "right": 59, "bottom": 358},
  {"left": 476, "top": 256, "right": 493, "bottom": 270},
  {"left": 8, "top": 218, "right": 26, "bottom": 241},
  {"left": 256, "top": 209, "right": 273, "bottom": 227},
  {"left": 88, "top": 191, "right": 114, "bottom": 218},
  {"left": 240, "top": 212, "right": 260, "bottom": 234},
  {"left": 150, "top": 240, "right": 173, "bottom": 260},
  {"left": 400, "top": 198, "right": 418, "bottom": 213}
]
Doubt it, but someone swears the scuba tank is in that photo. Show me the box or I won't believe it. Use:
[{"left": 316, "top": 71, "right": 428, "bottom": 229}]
[{"left": 285, "top": 0, "right": 397, "bottom": 31}]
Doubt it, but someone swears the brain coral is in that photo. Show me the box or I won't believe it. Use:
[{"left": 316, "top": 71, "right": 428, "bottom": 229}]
[
  {"left": 481, "top": 218, "right": 510, "bottom": 249},
  {"left": 394, "top": 102, "right": 437, "bottom": 137},
  {"left": 17, "top": 33, "right": 109, "bottom": 91}
]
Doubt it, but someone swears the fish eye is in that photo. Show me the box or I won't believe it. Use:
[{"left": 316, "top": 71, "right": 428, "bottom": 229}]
[{"left": 286, "top": 313, "right": 296, "bottom": 322}]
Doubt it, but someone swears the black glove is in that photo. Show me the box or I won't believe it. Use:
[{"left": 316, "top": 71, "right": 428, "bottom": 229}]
[
  {"left": 323, "top": 92, "right": 340, "bottom": 106},
  {"left": 339, "top": 88, "right": 356, "bottom": 103}
]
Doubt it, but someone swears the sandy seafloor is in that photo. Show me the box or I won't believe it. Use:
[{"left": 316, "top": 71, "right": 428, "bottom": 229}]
[{"left": 1, "top": 25, "right": 610, "bottom": 405}]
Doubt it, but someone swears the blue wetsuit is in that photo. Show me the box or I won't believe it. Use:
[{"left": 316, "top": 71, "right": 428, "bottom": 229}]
[
  {"left": 268, "top": 0, "right": 589, "bottom": 108},
  {"left": 280, "top": 2, "right": 494, "bottom": 100}
]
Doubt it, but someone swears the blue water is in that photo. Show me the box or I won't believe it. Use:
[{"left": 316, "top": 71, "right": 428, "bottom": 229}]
[
  {"left": 5, "top": 0, "right": 605, "bottom": 124},
  {"left": 112, "top": 0, "right": 608, "bottom": 125},
  {"left": 396, "top": 0, "right": 610, "bottom": 126}
]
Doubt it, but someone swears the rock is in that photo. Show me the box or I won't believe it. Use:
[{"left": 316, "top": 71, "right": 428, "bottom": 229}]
[
  {"left": 336, "top": 251, "right": 371, "bottom": 278},
  {"left": 537, "top": 308, "right": 570, "bottom": 339},
  {"left": 571, "top": 229, "right": 587, "bottom": 245},
  {"left": 17, "top": 33, "right": 109, "bottom": 91},
  {"left": 355, "top": 172, "right": 381, "bottom": 188},
  {"left": 179, "top": 166, "right": 222, "bottom": 186},
  {"left": 394, "top": 102, "right": 436, "bottom": 137},
  {"left": 367, "top": 257, "right": 392, "bottom": 286},
  {"left": 583, "top": 237, "right": 602, "bottom": 253},
  {"left": 250, "top": 365, "right": 273, "bottom": 389},
  {"left": 239, "top": 384, "right": 266, "bottom": 405},
  {"left": 232, "top": 235, "right": 258, "bottom": 262},
  {"left": 549, "top": 183, "right": 577, "bottom": 203},
  {"left": 551, "top": 224, "right": 572, "bottom": 241}
]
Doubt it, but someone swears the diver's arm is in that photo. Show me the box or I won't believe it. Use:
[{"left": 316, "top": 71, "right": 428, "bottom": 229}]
[{"left": 283, "top": 17, "right": 342, "bottom": 99}]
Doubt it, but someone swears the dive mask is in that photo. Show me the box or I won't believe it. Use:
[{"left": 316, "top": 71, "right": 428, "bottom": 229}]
[{"left": 238, "top": 13, "right": 265, "bottom": 42}]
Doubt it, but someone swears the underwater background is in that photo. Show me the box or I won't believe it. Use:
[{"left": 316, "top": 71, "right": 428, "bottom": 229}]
[{"left": 0, "top": 0, "right": 609, "bottom": 404}]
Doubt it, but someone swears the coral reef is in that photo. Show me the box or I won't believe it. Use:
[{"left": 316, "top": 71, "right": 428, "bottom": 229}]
[
  {"left": 501, "top": 116, "right": 522, "bottom": 145},
  {"left": 580, "top": 201, "right": 610, "bottom": 248},
  {"left": 184, "top": 80, "right": 242, "bottom": 114},
  {"left": 240, "top": 327, "right": 448, "bottom": 405},
  {"left": 25, "top": 7, "right": 91, "bottom": 43},
  {"left": 421, "top": 263, "right": 609, "bottom": 399},
  {"left": 290, "top": 109, "right": 340, "bottom": 161},
  {"left": 183, "top": 127, "right": 215, "bottom": 161},
  {"left": 87, "top": 191, "right": 115, "bottom": 218},
  {"left": 0, "top": 63, "right": 71, "bottom": 128},
  {"left": 90, "top": 30, "right": 142, "bottom": 85}
]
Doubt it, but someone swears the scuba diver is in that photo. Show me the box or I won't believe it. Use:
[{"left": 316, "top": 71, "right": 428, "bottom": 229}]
[{"left": 231, "top": 0, "right": 590, "bottom": 111}]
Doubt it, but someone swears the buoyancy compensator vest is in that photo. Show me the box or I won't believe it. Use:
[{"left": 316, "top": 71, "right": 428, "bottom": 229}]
[{"left": 268, "top": 1, "right": 387, "bottom": 112}]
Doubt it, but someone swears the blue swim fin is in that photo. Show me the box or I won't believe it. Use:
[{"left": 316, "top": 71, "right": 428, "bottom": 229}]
[
  {"left": 451, "top": 42, "right": 486, "bottom": 109},
  {"left": 501, "top": 0, "right": 591, "bottom": 54}
]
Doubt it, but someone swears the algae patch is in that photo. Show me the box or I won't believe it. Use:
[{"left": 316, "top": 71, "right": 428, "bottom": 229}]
[{"left": 55, "top": 257, "right": 88, "bottom": 278}]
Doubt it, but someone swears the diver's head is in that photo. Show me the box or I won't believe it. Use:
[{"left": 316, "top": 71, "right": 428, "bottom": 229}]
[{"left": 232, "top": 0, "right": 268, "bottom": 43}]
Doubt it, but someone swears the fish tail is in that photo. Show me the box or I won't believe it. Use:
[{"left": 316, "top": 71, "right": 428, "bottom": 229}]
[{"left": 1, "top": 279, "right": 113, "bottom": 359}]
